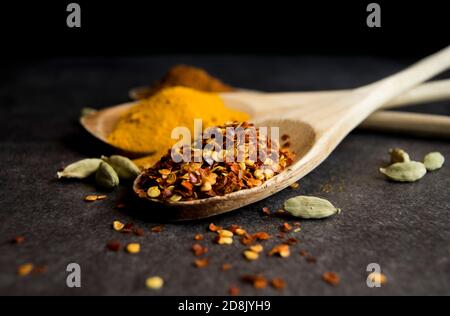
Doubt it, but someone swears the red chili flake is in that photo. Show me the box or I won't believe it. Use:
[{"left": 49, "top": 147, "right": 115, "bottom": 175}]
[
  {"left": 261, "top": 207, "right": 270, "bottom": 216},
  {"left": 181, "top": 180, "right": 193, "bottom": 191},
  {"left": 151, "top": 225, "right": 164, "bottom": 233},
  {"left": 209, "top": 223, "right": 222, "bottom": 232},
  {"left": 281, "top": 222, "right": 292, "bottom": 233},
  {"left": 306, "top": 255, "right": 317, "bottom": 264},
  {"left": 11, "top": 236, "right": 25, "bottom": 244},
  {"left": 194, "top": 234, "right": 203, "bottom": 241},
  {"left": 282, "top": 142, "right": 291, "bottom": 148},
  {"left": 268, "top": 244, "right": 290, "bottom": 258},
  {"left": 284, "top": 237, "right": 298, "bottom": 245},
  {"left": 192, "top": 243, "right": 208, "bottom": 256},
  {"left": 106, "top": 240, "right": 121, "bottom": 252},
  {"left": 252, "top": 232, "right": 271, "bottom": 241},
  {"left": 242, "top": 274, "right": 267, "bottom": 289},
  {"left": 121, "top": 223, "right": 134, "bottom": 234},
  {"left": 133, "top": 227, "right": 145, "bottom": 237},
  {"left": 194, "top": 258, "right": 209, "bottom": 268},
  {"left": 228, "top": 286, "right": 240, "bottom": 296},
  {"left": 271, "top": 278, "right": 286, "bottom": 290},
  {"left": 299, "top": 250, "right": 308, "bottom": 257},
  {"left": 281, "top": 134, "right": 290, "bottom": 141},
  {"left": 221, "top": 263, "right": 232, "bottom": 271},
  {"left": 322, "top": 272, "right": 340, "bottom": 286},
  {"left": 228, "top": 224, "right": 240, "bottom": 233},
  {"left": 240, "top": 234, "right": 255, "bottom": 246}
]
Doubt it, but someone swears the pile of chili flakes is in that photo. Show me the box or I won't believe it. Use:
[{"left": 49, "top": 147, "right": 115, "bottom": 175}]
[{"left": 135, "top": 121, "right": 295, "bottom": 202}]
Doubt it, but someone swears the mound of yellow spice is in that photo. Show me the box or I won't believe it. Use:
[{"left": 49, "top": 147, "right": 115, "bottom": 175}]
[{"left": 108, "top": 86, "right": 249, "bottom": 156}]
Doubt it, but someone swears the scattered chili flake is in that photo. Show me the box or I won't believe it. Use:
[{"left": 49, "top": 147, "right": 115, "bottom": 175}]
[
  {"left": 194, "top": 234, "right": 203, "bottom": 241},
  {"left": 112, "top": 220, "right": 125, "bottom": 231},
  {"left": 290, "top": 183, "right": 300, "bottom": 189},
  {"left": 228, "top": 224, "right": 240, "bottom": 233},
  {"left": 126, "top": 243, "right": 141, "bottom": 254},
  {"left": 281, "top": 134, "right": 290, "bottom": 141},
  {"left": 249, "top": 244, "right": 263, "bottom": 253},
  {"left": 218, "top": 229, "right": 233, "bottom": 238},
  {"left": 209, "top": 223, "right": 222, "bottom": 232},
  {"left": 242, "top": 275, "right": 267, "bottom": 289},
  {"left": 228, "top": 286, "right": 240, "bottom": 296},
  {"left": 283, "top": 142, "right": 291, "bottom": 148},
  {"left": 281, "top": 222, "right": 292, "bottom": 233},
  {"left": 252, "top": 232, "right": 271, "bottom": 241},
  {"left": 221, "top": 263, "right": 232, "bottom": 271},
  {"left": 194, "top": 258, "right": 209, "bottom": 268},
  {"left": 271, "top": 278, "right": 286, "bottom": 290},
  {"left": 84, "top": 195, "right": 99, "bottom": 202},
  {"left": 11, "top": 236, "right": 25, "bottom": 244},
  {"left": 17, "top": 263, "right": 34, "bottom": 276},
  {"left": 268, "top": 244, "right": 290, "bottom": 258},
  {"left": 240, "top": 234, "right": 254, "bottom": 246},
  {"left": 134, "top": 227, "right": 145, "bottom": 237},
  {"left": 261, "top": 207, "right": 270, "bottom": 216},
  {"left": 243, "top": 250, "right": 259, "bottom": 261},
  {"left": 151, "top": 225, "right": 164, "bottom": 233},
  {"left": 146, "top": 276, "right": 164, "bottom": 290},
  {"left": 215, "top": 236, "right": 233, "bottom": 245},
  {"left": 322, "top": 272, "right": 340, "bottom": 286},
  {"left": 192, "top": 243, "right": 208, "bottom": 256},
  {"left": 235, "top": 228, "right": 246, "bottom": 236},
  {"left": 121, "top": 223, "right": 134, "bottom": 234},
  {"left": 284, "top": 237, "right": 298, "bottom": 245},
  {"left": 106, "top": 240, "right": 121, "bottom": 252}
]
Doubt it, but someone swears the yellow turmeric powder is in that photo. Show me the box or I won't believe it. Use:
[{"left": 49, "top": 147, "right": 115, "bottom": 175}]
[{"left": 108, "top": 86, "right": 249, "bottom": 167}]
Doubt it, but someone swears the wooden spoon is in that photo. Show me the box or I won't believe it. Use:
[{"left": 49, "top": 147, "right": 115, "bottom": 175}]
[
  {"left": 132, "top": 46, "right": 450, "bottom": 220},
  {"left": 81, "top": 78, "right": 450, "bottom": 155}
]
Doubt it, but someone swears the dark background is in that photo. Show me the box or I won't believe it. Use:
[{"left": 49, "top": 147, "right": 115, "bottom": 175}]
[
  {"left": 0, "top": 0, "right": 448, "bottom": 58},
  {"left": 0, "top": 1, "right": 449, "bottom": 297}
]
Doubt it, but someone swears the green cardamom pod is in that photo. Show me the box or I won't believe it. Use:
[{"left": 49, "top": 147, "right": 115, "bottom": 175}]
[
  {"left": 101, "top": 155, "right": 140, "bottom": 181},
  {"left": 379, "top": 161, "right": 426, "bottom": 182},
  {"left": 284, "top": 195, "right": 341, "bottom": 219},
  {"left": 389, "top": 148, "right": 410, "bottom": 164},
  {"left": 423, "top": 152, "right": 445, "bottom": 171},
  {"left": 57, "top": 158, "right": 102, "bottom": 179},
  {"left": 95, "top": 161, "right": 119, "bottom": 189}
]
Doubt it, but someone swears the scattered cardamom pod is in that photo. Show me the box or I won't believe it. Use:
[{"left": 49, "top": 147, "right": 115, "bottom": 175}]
[
  {"left": 101, "top": 155, "right": 140, "bottom": 181},
  {"left": 95, "top": 161, "right": 120, "bottom": 189},
  {"left": 379, "top": 161, "right": 426, "bottom": 182},
  {"left": 284, "top": 195, "right": 341, "bottom": 219},
  {"left": 57, "top": 158, "right": 102, "bottom": 179},
  {"left": 389, "top": 148, "right": 410, "bottom": 164},
  {"left": 423, "top": 152, "right": 445, "bottom": 171}
]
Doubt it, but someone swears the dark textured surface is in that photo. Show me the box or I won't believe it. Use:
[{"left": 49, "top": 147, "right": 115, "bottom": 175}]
[{"left": 0, "top": 56, "right": 449, "bottom": 296}]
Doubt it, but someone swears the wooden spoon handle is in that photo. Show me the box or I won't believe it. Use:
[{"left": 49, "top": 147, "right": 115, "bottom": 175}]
[
  {"left": 360, "top": 111, "right": 450, "bottom": 138},
  {"left": 356, "top": 46, "right": 450, "bottom": 116}
]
